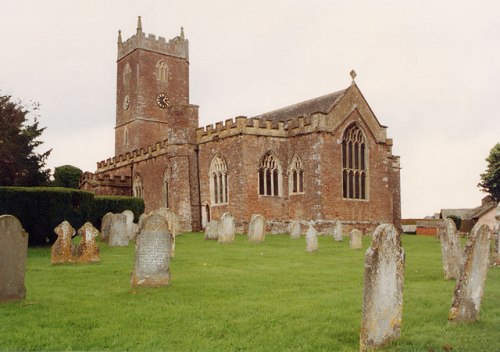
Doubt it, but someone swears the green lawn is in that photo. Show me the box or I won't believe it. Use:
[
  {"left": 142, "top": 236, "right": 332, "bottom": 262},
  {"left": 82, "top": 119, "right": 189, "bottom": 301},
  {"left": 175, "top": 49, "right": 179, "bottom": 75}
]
[{"left": 0, "top": 234, "right": 499, "bottom": 351}]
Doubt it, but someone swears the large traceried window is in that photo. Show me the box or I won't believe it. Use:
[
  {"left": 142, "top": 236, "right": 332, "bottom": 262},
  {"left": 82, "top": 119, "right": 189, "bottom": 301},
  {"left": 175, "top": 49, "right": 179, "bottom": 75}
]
[
  {"left": 342, "top": 123, "right": 367, "bottom": 200},
  {"left": 259, "top": 151, "right": 282, "bottom": 196},
  {"left": 209, "top": 154, "right": 228, "bottom": 205},
  {"left": 288, "top": 154, "right": 304, "bottom": 194},
  {"left": 156, "top": 60, "right": 168, "bottom": 81},
  {"left": 133, "top": 175, "right": 144, "bottom": 198}
]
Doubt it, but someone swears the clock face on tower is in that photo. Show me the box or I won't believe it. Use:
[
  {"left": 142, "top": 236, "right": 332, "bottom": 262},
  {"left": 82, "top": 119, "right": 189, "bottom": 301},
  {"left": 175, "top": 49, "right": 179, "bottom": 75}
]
[{"left": 156, "top": 93, "right": 170, "bottom": 109}]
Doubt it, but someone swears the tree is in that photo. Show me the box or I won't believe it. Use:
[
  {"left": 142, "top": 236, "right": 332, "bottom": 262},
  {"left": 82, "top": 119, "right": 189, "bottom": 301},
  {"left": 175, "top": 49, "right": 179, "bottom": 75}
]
[
  {"left": 0, "top": 95, "right": 51, "bottom": 186},
  {"left": 478, "top": 143, "right": 500, "bottom": 202},
  {"left": 53, "top": 165, "right": 83, "bottom": 189}
]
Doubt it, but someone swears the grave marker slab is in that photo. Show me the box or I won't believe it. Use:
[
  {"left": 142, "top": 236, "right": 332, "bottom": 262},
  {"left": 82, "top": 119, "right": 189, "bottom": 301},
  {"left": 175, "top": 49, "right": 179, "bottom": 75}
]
[
  {"left": 122, "top": 210, "right": 135, "bottom": 241},
  {"left": 100, "top": 212, "right": 114, "bottom": 243},
  {"left": 108, "top": 213, "right": 129, "bottom": 247},
  {"left": 76, "top": 222, "right": 100, "bottom": 263},
  {"left": 218, "top": 212, "right": 235, "bottom": 244},
  {"left": 439, "top": 218, "right": 462, "bottom": 279},
  {"left": 0, "top": 215, "right": 28, "bottom": 302},
  {"left": 248, "top": 214, "right": 266, "bottom": 242},
  {"left": 290, "top": 221, "right": 301, "bottom": 240},
  {"left": 333, "top": 220, "right": 343, "bottom": 242},
  {"left": 349, "top": 229, "right": 362, "bottom": 249},
  {"left": 306, "top": 224, "right": 318, "bottom": 253},
  {"left": 51, "top": 221, "right": 76, "bottom": 264},
  {"left": 204, "top": 221, "right": 219, "bottom": 240}
]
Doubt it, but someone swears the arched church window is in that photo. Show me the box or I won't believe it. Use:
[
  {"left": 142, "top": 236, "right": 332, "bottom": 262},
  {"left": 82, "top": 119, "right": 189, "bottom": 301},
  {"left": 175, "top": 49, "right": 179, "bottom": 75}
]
[
  {"left": 288, "top": 154, "right": 304, "bottom": 194},
  {"left": 259, "top": 151, "right": 282, "bottom": 196},
  {"left": 124, "top": 128, "right": 128, "bottom": 146},
  {"left": 123, "top": 62, "right": 131, "bottom": 86},
  {"left": 342, "top": 123, "right": 367, "bottom": 199},
  {"left": 133, "top": 175, "right": 144, "bottom": 199},
  {"left": 156, "top": 61, "right": 168, "bottom": 81},
  {"left": 209, "top": 154, "right": 228, "bottom": 205}
]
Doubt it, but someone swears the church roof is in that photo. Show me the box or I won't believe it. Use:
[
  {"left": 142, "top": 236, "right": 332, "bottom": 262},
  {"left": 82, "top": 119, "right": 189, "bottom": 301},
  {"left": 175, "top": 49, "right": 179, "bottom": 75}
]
[{"left": 252, "top": 88, "right": 347, "bottom": 123}]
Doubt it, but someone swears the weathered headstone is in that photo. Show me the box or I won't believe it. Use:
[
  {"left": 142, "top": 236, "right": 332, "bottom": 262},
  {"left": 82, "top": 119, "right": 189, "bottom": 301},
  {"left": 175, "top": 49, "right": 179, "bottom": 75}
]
[
  {"left": 122, "top": 210, "right": 135, "bottom": 241},
  {"left": 439, "top": 218, "right": 462, "bottom": 279},
  {"left": 51, "top": 221, "right": 76, "bottom": 264},
  {"left": 360, "top": 223, "right": 405, "bottom": 352},
  {"left": 204, "top": 221, "right": 219, "bottom": 240},
  {"left": 290, "top": 220, "right": 301, "bottom": 240},
  {"left": 449, "top": 223, "right": 491, "bottom": 322},
  {"left": 100, "top": 212, "right": 114, "bottom": 243},
  {"left": 349, "top": 229, "right": 363, "bottom": 249},
  {"left": 76, "top": 222, "right": 100, "bottom": 263},
  {"left": 492, "top": 203, "right": 500, "bottom": 266},
  {"left": 0, "top": 215, "right": 28, "bottom": 302},
  {"left": 333, "top": 220, "right": 343, "bottom": 242},
  {"left": 306, "top": 224, "right": 318, "bottom": 253},
  {"left": 248, "top": 214, "right": 266, "bottom": 242},
  {"left": 218, "top": 212, "right": 235, "bottom": 244},
  {"left": 154, "top": 208, "right": 181, "bottom": 257},
  {"left": 131, "top": 214, "right": 172, "bottom": 287},
  {"left": 108, "top": 213, "right": 129, "bottom": 247}
]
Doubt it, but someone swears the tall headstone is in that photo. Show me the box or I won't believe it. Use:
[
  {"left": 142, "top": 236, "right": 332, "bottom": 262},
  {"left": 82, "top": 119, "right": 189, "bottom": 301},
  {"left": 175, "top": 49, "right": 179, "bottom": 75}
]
[
  {"left": 100, "top": 212, "right": 114, "bottom": 243},
  {"left": 349, "top": 229, "right": 363, "bottom": 249},
  {"left": 51, "top": 221, "right": 76, "bottom": 264},
  {"left": 248, "top": 214, "right": 266, "bottom": 242},
  {"left": 218, "top": 212, "right": 235, "bottom": 244},
  {"left": 122, "top": 210, "right": 135, "bottom": 241},
  {"left": 439, "top": 218, "right": 462, "bottom": 279},
  {"left": 154, "top": 208, "right": 180, "bottom": 257},
  {"left": 360, "top": 223, "right": 405, "bottom": 352},
  {"left": 108, "top": 213, "right": 129, "bottom": 247},
  {"left": 333, "top": 220, "right": 343, "bottom": 242},
  {"left": 131, "top": 214, "right": 172, "bottom": 287},
  {"left": 204, "top": 221, "right": 219, "bottom": 240},
  {"left": 0, "top": 215, "right": 28, "bottom": 302},
  {"left": 492, "top": 203, "right": 500, "bottom": 266},
  {"left": 449, "top": 223, "right": 491, "bottom": 322},
  {"left": 290, "top": 221, "right": 301, "bottom": 240},
  {"left": 306, "top": 224, "right": 318, "bottom": 253},
  {"left": 76, "top": 222, "right": 100, "bottom": 263}
]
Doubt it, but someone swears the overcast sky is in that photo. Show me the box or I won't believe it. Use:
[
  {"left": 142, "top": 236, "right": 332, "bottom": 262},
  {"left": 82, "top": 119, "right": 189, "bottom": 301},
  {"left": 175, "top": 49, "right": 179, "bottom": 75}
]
[{"left": 1, "top": 0, "right": 499, "bottom": 218}]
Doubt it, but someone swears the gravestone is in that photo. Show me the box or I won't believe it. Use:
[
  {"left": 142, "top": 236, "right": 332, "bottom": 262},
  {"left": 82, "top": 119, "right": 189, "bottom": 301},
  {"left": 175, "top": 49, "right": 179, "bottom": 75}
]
[
  {"left": 131, "top": 214, "right": 172, "bottom": 287},
  {"left": 360, "top": 223, "right": 405, "bottom": 352},
  {"left": 218, "top": 212, "right": 235, "bottom": 244},
  {"left": 122, "top": 210, "right": 135, "bottom": 241},
  {"left": 449, "top": 223, "right": 491, "bottom": 322},
  {"left": 204, "top": 221, "right": 219, "bottom": 240},
  {"left": 306, "top": 224, "right": 318, "bottom": 253},
  {"left": 138, "top": 213, "right": 148, "bottom": 232},
  {"left": 492, "top": 203, "right": 500, "bottom": 266},
  {"left": 439, "top": 218, "right": 462, "bottom": 279},
  {"left": 51, "top": 221, "right": 76, "bottom": 264},
  {"left": 76, "top": 222, "right": 100, "bottom": 263},
  {"left": 349, "top": 229, "right": 363, "bottom": 249},
  {"left": 333, "top": 220, "right": 343, "bottom": 242},
  {"left": 108, "top": 213, "right": 129, "bottom": 247},
  {"left": 0, "top": 215, "right": 28, "bottom": 302},
  {"left": 100, "top": 212, "right": 113, "bottom": 243},
  {"left": 248, "top": 214, "right": 266, "bottom": 242},
  {"left": 290, "top": 221, "right": 301, "bottom": 240},
  {"left": 155, "top": 208, "right": 181, "bottom": 257}
]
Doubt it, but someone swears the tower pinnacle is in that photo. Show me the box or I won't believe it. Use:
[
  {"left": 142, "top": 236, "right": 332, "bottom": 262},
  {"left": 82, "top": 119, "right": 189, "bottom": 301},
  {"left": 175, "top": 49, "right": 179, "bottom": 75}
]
[
  {"left": 137, "top": 16, "right": 142, "bottom": 34},
  {"left": 180, "top": 27, "right": 185, "bottom": 39},
  {"left": 117, "top": 30, "right": 122, "bottom": 44}
]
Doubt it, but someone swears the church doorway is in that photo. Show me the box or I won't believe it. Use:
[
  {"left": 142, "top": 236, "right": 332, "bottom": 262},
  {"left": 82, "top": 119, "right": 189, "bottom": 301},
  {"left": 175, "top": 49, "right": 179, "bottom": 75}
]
[{"left": 201, "top": 203, "right": 211, "bottom": 229}]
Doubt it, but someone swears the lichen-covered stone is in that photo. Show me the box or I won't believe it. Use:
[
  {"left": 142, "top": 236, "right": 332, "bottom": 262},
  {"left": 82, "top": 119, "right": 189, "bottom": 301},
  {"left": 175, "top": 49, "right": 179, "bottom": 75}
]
[
  {"left": 333, "top": 220, "right": 343, "bottom": 242},
  {"left": 131, "top": 214, "right": 172, "bottom": 287},
  {"left": 76, "top": 222, "right": 100, "bottom": 263},
  {"left": 248, "top": 214, "right": 266, "bottom": 242},
  {"left": 349, "top": 229, "right": 363, "bottom": 249},
  {"left": 51, "top": 221, "right": 76, "bottom": 264},
  {"left": 100, "top": 212, "right": 113, "bottom": 243},
  {"left": 0, "top": 215, "right": 28, "bottom": 302},
  {"left": 290, "top": 221, "right": 301, "bottom": 240},
  {"left": 204, "top": 221, "right": 219, "bottom": 240},
  {"left": 218, "top": 212, "right": 235, "bottom": 244},
  {"left": 360, "top": 223, "right": 405, "bottom": 352},
  {"left": 108, "top": 213, "right": 129, "bottom": 247},
  {"left": 122, "top": 210, "right": 135, "bottom": 241},
  {"left": 449, "top": 223, "right": 491, "bottom": 322},
  {"left": 439, "top": 218, "right": 462, "bottom": 279},
  {"left": 306, "top": 224, "right": 318, "bottom": 253}
]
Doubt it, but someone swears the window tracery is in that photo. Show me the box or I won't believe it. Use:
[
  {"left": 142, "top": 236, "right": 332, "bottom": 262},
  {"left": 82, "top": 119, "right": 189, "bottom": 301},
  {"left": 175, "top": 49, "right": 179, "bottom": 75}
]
[
  {"left": 342, "top": 123, "right": 367, "bottom": 199},
  {"left": 288, "top": 154, "right": 304, "bottom": 194},
  {"left": 209, "top": 154, "right": 228, "bottom": 205},
  {"left": 259, "top": 152, "right": 282, "bottom": 196}
]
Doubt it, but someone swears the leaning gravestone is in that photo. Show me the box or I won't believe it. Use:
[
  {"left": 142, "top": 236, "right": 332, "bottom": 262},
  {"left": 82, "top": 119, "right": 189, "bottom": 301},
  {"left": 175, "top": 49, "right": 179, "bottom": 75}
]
[
  {"left": 51, "top": 221, "right": 76, "bottom": 264},
  {"left": 122, "top": 210, "right": 135, "bottom": 241},
  {"left": 439, "top": 218, "right": 462, "bottom": 280},
  {"left": 204, "top": 221, "right": 219, "bottom": 240},
  {"left": 131, "top": 214, "right": 172, "bottom": 287},
  {"left": 449, "top": 223, "right": 491, "bottom": 322},
  {"left": 360, "top": 223, "right": 405, "bottom": 352},
  {"left": 290, "top": 221, "right": 301, "bottom": 240},
  {"left": 108, "top": 213, "right": 129, "bottom": 247},
  {"left": 349, "top": 229, "right": 363, "bottom": 249},
  {"left": 333, "top": 220, "right": 343, "bottom": 242},
  {"left": 76, "top": 222, "right": 100, "bottom": 263},
  {"left": 218, "top": 212, "right": 235, "bottom": 244},
  {"left": 492, "top": 203, "right": 500, "bottom": 266},
  {"left": 0, "top": 215, "right": 28, "bottom": 302},
  {"left": 100, "top": 212, "right": 114, "bottom": 243},
  {"left": 306, "top": 224, "right": 318, "bottom": 253},
  {"left": 248, "top": 214, "right": 266, "bottom": 242}
]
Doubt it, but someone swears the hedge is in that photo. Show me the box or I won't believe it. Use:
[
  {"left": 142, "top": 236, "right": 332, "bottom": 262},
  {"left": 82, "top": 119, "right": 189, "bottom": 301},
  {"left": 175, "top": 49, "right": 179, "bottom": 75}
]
[{"left": 0, "top": 187, "right": 144, "bottom": 246}]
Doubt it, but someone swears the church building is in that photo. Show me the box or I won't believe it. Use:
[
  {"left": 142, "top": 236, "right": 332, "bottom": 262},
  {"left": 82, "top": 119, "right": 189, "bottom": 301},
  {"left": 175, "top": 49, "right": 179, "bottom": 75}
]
[{"left": 80, "top": 17, "right": 402, "bottom": 233}]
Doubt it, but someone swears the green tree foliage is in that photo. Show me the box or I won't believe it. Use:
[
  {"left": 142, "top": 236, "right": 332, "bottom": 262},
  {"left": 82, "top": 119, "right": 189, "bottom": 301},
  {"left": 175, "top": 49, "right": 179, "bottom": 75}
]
[
  {"left": 53, "top": 165, "right": 83, "bottom": 189},
  {"left": 478, "top": 143, "right": 500, "bottom": 202},
  {"left": 0, "top": 95, "right": 51, "bottom": 186}
]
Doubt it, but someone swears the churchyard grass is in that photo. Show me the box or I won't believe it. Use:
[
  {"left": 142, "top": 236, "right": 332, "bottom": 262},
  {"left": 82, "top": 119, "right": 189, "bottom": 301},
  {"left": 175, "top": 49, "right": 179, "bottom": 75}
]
[{"left": 1, "top": 234, "right": 499, "bottom": 351}]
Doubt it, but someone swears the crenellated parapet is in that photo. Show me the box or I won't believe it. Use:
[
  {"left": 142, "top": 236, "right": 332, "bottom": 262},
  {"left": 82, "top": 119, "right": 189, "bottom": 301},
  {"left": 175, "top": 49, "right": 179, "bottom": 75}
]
[
  {"left": 79, "top": 172, "right": 131, "bottom": 188},
  {"left": 118, "top": 17, "right": 188, "bottom": 61}
]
